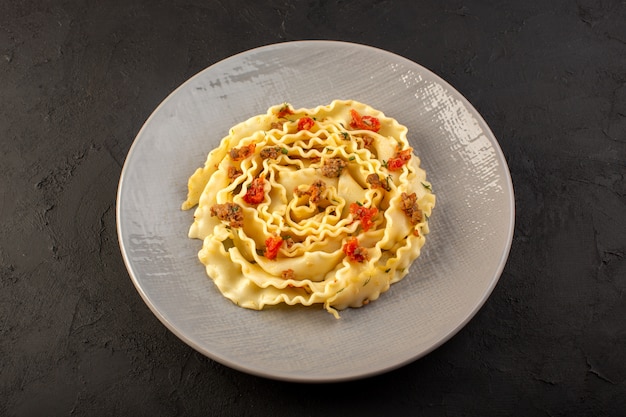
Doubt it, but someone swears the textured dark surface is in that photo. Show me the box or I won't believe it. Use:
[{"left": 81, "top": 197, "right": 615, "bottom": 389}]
[{"left": 1, "top": 0, "right": 625, "bottom": 416}]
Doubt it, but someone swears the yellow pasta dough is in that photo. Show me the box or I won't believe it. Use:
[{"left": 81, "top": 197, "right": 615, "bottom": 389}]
[{"left": 182, "top": 100, "right": 435, "bottom": 318}]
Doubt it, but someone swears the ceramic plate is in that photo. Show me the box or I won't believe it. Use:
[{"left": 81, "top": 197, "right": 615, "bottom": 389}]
[{"left": 116, "top": 40, "right": 514, "bottom": 382}]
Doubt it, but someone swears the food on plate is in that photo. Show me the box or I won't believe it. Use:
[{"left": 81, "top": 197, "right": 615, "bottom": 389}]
[{"left": 182, "top": 100, "right": 435, "bottom": 318}]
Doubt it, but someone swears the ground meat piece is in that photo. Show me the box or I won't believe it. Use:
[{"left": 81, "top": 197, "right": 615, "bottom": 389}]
[
  {"left": 210, "top": 202, "right": 244, "bottom": 228},
  {"left": 321, "top": 157, "right": 347, "bottom": 178},
  {"left": 400, "top": 192, "right": 423, "bottom": 225},
  {"left": 308, "top": 180, "right": 326, "bottom": 203},
  {"left": 360, "top": 135, "right": 375, "bottom": 151},
  {"left": 294, "top": 180, "right": 326, "bottom": 204},
  {"left": 281, "top": 269, "right": 295, "bottom": 280},
  {"left": 229, "top": 143, "right": 255, "bottom": 161},
  {"left": 270, "top": 122, "right": 285, "bottom": 130},
  {"left": 260, "top": 146, "right": 282, "bottom": 160},
  {"left": 227, "top": 166, "right": 242, "bottom": 180},
  {"left": 366, "top": 173, "right": 390, "bottom": 191}
]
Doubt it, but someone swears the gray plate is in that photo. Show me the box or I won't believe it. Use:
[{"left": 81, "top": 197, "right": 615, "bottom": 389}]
[{"left": 116, "top": 40, "right": 515, "bottom": 382}]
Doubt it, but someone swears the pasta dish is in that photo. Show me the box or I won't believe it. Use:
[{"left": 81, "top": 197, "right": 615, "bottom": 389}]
[{"left": 182, "top": 100, "right": 435, "bottom": 318}]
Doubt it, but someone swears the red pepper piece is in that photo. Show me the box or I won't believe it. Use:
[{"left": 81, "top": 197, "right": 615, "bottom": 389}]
[
  {"left": 349, "top": 109, "right": 381, "bottom": 132},
  {"left": 243, "top": 177, "right": 266, "bottom": 205},
  {"left": 275, "top": 104, "right": 294, "bottom": 118},
  {"left": 386, "top": 148, "right": 412, "bottom": 171},
  {"left": 264, "top": 235, "right": 283, "bottom": 260},
  {"left": 297, "top": 117, "right": 315, "bottom": 131},
  {"left": 343, "top": 237, "right": 369, "bottom": 263},
  {"left": 349, "top": 203, "right": 378, "bottom": 232}
]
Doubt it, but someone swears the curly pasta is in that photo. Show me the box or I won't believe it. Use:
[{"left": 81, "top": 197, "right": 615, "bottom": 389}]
[{"left": 182, "top": 100, "right": 435, "bottom": 318}]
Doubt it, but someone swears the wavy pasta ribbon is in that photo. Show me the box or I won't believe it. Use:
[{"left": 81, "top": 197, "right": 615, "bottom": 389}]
[{"left": 182, "top": 100, "right": 435, "bottom": 318}]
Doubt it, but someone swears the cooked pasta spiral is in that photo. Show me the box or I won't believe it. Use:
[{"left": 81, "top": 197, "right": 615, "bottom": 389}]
[{"left": 182, "top": 100, "right": 435, "bottom": 318}]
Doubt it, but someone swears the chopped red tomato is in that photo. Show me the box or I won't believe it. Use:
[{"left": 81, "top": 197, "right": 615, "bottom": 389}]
[
  {"left": 275, "top": 104, "right": 294, "bottom": 118},
  {"left": 264, "top": 235, "right": 283, "bottom": 260},
  {"left": 349, "top": 109, "right": 381, "bottom": 132},
  {"left": 349, "top": 203, "right": 378, "bottom": 232},
  {"left": 243, "top": 177, "right": 266, "bottom": 205},
  {"left": 230, "top": 143, "right": 256, "bottom": 161},
  {"left": 343, "top": 237, "right": 369, "bottom": 263},
  {"left": 386, "top": 148, "right": 412, "bottom": 171},
  {"left": 297, "top": 117, "right": 315, "bottom": 131}
]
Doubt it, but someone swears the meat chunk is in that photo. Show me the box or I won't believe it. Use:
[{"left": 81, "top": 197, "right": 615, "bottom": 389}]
[
  {"left": 227, "top": 166, "right": 242, "bottom": 180},
  {"left": 260, "top": 146, "right": 283, "bottom": 160},
  {"left": 321, "top": 157, "right": 347, "bottom": 178},
  {"left": 294, "top": 180, "right": 326, "bottom": 204},
  {"left": 359, "top": 135, "right": 375, "bottom": 151},
  {"left": 229, "top": 143, "right": 255, "bottom": 161},
  {"left": 210, "top": 202, "right": 244, "bottom": 228},
  {"left": 366, "top": 173, "right": 390, "bottom": 191},
  {"left": 400, "top": 192, "right": 423, "bottom": 225}
]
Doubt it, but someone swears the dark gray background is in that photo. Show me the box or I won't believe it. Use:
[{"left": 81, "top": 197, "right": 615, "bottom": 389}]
[{"left": 1, "top": 0, "right": 625, "bottom": 416}]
